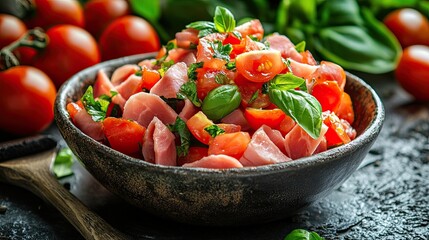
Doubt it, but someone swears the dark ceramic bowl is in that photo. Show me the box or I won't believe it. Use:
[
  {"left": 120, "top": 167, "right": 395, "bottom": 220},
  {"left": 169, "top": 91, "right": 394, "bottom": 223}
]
[{"left": 55, "top": 53, "right": 385, "bottom": 226}]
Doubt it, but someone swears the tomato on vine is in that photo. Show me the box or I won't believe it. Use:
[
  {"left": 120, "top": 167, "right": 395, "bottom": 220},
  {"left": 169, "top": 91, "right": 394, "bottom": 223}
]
[
  {"left": 0, "top": 66, "right": 56, "bottom": 135},
  {"left": 99, "top": 16, "right": 161, "bottom": 61}
]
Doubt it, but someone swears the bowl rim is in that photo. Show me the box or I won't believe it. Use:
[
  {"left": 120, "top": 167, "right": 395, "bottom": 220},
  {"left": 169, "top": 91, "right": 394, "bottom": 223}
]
[{"left": 55, "top": 52, "right": 385, "bottom": 177}]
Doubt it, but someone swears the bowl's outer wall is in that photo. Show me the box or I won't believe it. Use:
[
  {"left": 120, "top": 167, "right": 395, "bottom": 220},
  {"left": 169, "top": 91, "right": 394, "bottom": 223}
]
[{"left": 55, "top": 53, "right": 385, "bottom": 225}]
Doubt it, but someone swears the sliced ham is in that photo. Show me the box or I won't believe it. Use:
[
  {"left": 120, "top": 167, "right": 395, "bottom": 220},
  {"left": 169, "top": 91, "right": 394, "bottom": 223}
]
[
  {"left": 266, "top": 34, "right": 303, "bottom": 62},
  {"left": 138, "top": 59, "right": 156, "bottom": 70},
  {"left": 313, "top": 137, "right": 327, "bottom": 155},
  {"left": 74, "top": 109, "right": 104, "bottom": 142},
  {"left": 178, "top": 99, "right": 198, "bottom": 121},
  {"left": 239, "top": 127, "right": 291, "bottom": 166},
  {"left": 284, "top": 123, "right": 329, "bottom": 160},
  {"left": 259, "top": 125, "right": 286, "bottom": 154},
  {"left": 150, "top": 62, "right": 188, "bottom": 99},
  {"left": 115, "top": 74, "right": 142, "bottom": 100},
  {"left": 142, "top": 117, "right": 176, "bottom": 166},
  {"left": 183, "top": 154, "right": 243, "bottom": 169},
  {"left": 93, "top": 70, "right": 126, "bottom": 109},
  {"left": 110, "top": 64, "right": 140, "bottom": 86},
  {"left": 234, "top": 19, "right": 264, "bottom": 41},
  {"left": 221, "top": 109, "right": 250, "bottom": 131},
  {"left": 122, "top": 92, "right": 178, "bottom": 127},
  {"left": 175, "top": 29, "right": 199, "bottom": 49}
]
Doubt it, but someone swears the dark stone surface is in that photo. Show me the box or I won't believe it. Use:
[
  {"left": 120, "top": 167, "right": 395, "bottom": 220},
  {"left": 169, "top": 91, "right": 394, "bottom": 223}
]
[{"left": 1, "top": 73, "right": 428, "bottom": 239}]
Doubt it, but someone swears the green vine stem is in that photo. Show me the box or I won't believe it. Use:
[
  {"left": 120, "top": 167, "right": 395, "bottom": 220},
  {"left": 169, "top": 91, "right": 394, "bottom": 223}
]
[{"left": 0, "top": 27, "right": 48, "bottom": 71}]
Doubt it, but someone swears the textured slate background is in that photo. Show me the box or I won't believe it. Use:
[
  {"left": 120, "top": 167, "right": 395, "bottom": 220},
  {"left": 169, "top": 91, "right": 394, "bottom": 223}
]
[{"left": 1, "top": 73, "right": 428, "bottom": 239}]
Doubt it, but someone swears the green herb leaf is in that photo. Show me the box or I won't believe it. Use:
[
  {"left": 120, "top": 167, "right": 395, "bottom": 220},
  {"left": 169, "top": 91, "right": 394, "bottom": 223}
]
[
  {"left": 202, "top": 84, "right": 241, "bottom": 121},
  {"left": 204, "top": 125, "right": 225, "bottom": 138},
  {"left": 158, "top": 60, "right": 175, "bottom": 77},
  {"left": 168, "top": 117, "right": 191, "bottom": 157},
  {"left": 214, "top": 6, "right": 236, "bottom": 33},
  {"left": 210, "top": 41, "right": 233, "bottom": 61},
  {"left": 270, "top": 73, "right": 305, "bottom": 91},
  {"left": 53, "top": 148, "right": 74, "bottom": 178},
  {"left": 268, "top": 79, "right": 322, "bottom": 139},
  {"left": 81, "top": 86, "right": 111, "bottom": 122},
  {"left": 225, "top": 61, "right": 236, "bottom": 70},
  {"left": 186, "top": 21, "right": 217, "bottom": 37},
  {"left": 284, "top": 229, "right": 324, "bottom": 240},
  {"left": 177, "top": 81, "right": 202, "bottom": 107},
  {"left": 215, "top": 73, "right": 230, "bottom": 84},
  {"left": 188, "top": 62, "right": 204, "bottom": 81},
  {"left": 129, "top": 0, "right": 160, "bottom": 22},
  {"left": 295, "top": 41, "right": 306, "bottom": 53}
]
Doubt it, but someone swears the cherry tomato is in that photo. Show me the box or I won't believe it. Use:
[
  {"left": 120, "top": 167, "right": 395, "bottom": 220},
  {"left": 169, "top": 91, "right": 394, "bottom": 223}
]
[
  {"left": 102, "top": 117, "right": 146, "bottom": 157},
  {"left": 32, "top": 25, "right": 100, "bottom": 89},
  {"left": 311, "top": 81, "right": 342, "bottom": 112},
  {"left": 25, "top": 0, "right": 84, "bottom": 29},
  {"left": 0, "top": 66, "right": 56, "bottom": 135},
  {"left": 83, "top": 0, "right": 130, "bottom": 40},
  {"left": 99, "top": 16, "right": 161, "bottom": 61},
  {"left": 335, "top": 92, "right": 354, "bottom": 124},
  {"left": 0, "top": 14, "right": 27, "bottom": 49},
  {"left": 323, "top": 112, "right": 351, "bottom": 148},
  {"left": 244, "top": 108, "right": 286, "bottom": 131},
  {"left": 208, "top": 132, "right": 251, "bottom": 159},
  {"left": 383, "top": 8, "right": 429, "bottom": 48},
  {"left": 236, "top": 50, "right": 284, "bottom": 82},
  {"left": 395, "top": 45, "right": 429, "bottom": 101}
]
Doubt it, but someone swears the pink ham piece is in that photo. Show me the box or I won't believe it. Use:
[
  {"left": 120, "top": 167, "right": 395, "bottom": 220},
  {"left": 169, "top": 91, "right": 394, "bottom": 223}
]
[
  {"left": 110, "top": 64, "right": 140, "bottom": 86},
  {"left": 175, "top": 29, "right": 199, "bottom": 49},
  {"left": 74, "top": 109, "right": 104, "bottom": 142},
  {"left": 284, "top": 123, "right": 329, "bottom": 160},
  {"left": 142, "top": 117, "right": 176, "bottom": 166},
  {"left": 183, "top": 154, "right": 243, "bottom": 169},
  {"left": 266, "top": 34, "right": 303, "bottom": 62},
  {"left": 93, "top": 70, "right": 126, "bottom": 109},
  {"left": 221, "top": 109, "right": 250, "bottom": 131},
  {"left": 178, "top": 99, "right": 198, "bottom": 121},
  {"left": 115, "top": 74, "right": 142, "bottom": 100},
  {"left": 122, "top": 92, "right": 178, "bottom": 127},
  {"left": 239, "top": 126, "right": 292, "bottom": 166},
  {"left": 259, "top": 125, "right": 286, "bottom": 154},
  {"left": 150, "top": 62, "right": 188, "bottom": 99}
]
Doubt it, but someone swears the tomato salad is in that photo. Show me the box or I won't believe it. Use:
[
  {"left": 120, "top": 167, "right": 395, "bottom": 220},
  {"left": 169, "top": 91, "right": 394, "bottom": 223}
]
[{"left": 67, "top": 7, "right": 356, "bottom": 169}]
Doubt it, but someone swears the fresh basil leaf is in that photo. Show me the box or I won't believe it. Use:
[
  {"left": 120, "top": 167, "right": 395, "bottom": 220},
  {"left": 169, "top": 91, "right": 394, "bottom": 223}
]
[
  {"left": 129, "top": 0, "right": 160, "bottom": 22},
  {"left": 188, "top": 62, "right": 204, "bottom": 81},
  {"left": 319, "top": 0, "right": 363, "bottom": 26},
  {"left": 53, "top": 148, "right": 74, "bottom": 178},
  {"left": 186, "top": 21, "right": 217, "bottom": 38},
  {"left": 204, "top": 125, "right": 225, "bottom": 138},
  {"left": 225, "top": 61, "right": 236, "bottom": 70},
  {"left": 295, "top": 41, "right": 306, "bottom": 53},
  {"left": 268, "top": 88, "right": 322, "bottom": 139},
  {"left": 210, "top": 41, "right": 233, "bottom": 61},
  {"left": 271, "top": 73, "right": 305, "bottom": 91},
  {"left": 168, "top": 117, "right": 191, "bottom": 157},
  {"left": 177, "top": 81, "right": 202, "bottom": 107},
  {"left": 158, "top": 60, "right": 175, "bottom": 77},
  {"left": 202, "top": 85, "right": 241, "bottom": 121},
  {"left": 81, "top": 86, "right": 110, "bottom": 122},
  {"left": 214, "top": 6, "right": 236, "bottom": 33},
  {"left": 284, "top": 229, "right": 324, "bottom": 240},
  {"left": 215, "top": 73, "right": 230, "bottom": 84}
]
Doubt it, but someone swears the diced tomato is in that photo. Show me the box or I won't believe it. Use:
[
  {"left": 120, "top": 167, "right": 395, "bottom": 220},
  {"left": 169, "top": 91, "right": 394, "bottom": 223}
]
[
  {"left": 177, "top": 146, "right": 208, "bottom": 166},
  {"left": 196, "top": 69, "right": 222, "bottom": 100},
  {"left": 234, "top": 19, "right": 264, "bottom": 41},
  {"left": 244, "top": 108, "right": 286, "bottom": 130},
  {"left": 217, "top": 123, "right": 241, "bottom": 133},
  {"left": 236, "top": 50, "right": 284, "bottom": 82},
  {"left": 196, "top": 33, "right": 226, "bottom": 62},
  {"left": 102, "top": 117, "right": 146, "bottom": 156},
  {"left": 300, "top": 50, "right": 317, "bottom": 65},
  {"left": 223, "top": 32, "right": 241, "bottom": 45},
  {"left": 234, "top": 73, "right": 270, "bottom": 108},
  {"left": 335, "top": 92, "right": 354, "bottom": 124},
  {"left": 203, "top": 58, "right": 226, "bottom": 70},
  {"left": 141, "top": 68, "right": 161, "bottom": 90},
  {"left": 311, "top": 80, "right": 342, "bottom": 112},
  {"left": 186, "top": 111, "right": 214, "bottom": 145},
  {"left": 105, "top": 102, "right": 122, "bottom": 118},
  {"left": 66, "top": 101, "right": 83, "bottom": 120},
  {"left": 208, "top": 132, "right": 251, "bottom": 159},
  {"left": 278, "top": 114, "right": 296, "bottom": 136},
  {"left": 323, "top": 112, "right": 351, "bottom": 148}
]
